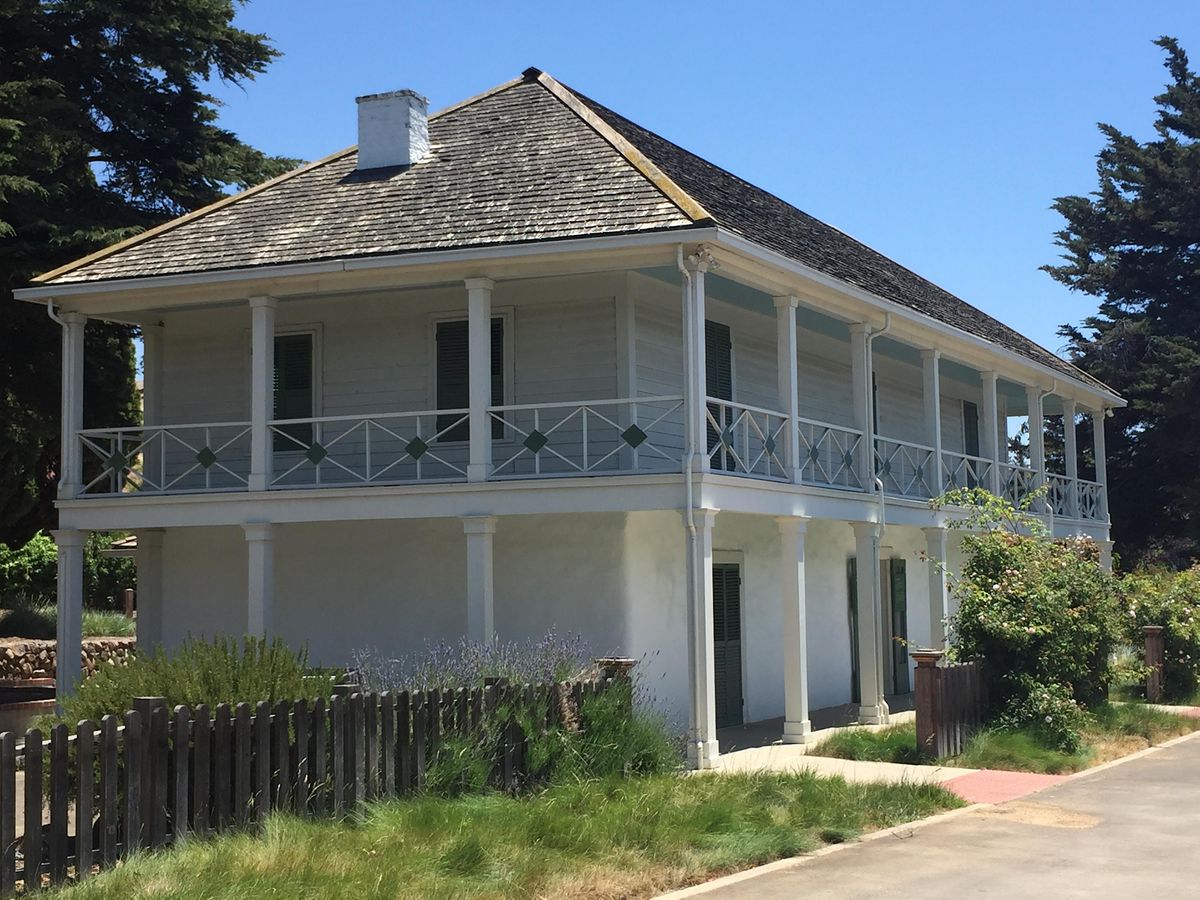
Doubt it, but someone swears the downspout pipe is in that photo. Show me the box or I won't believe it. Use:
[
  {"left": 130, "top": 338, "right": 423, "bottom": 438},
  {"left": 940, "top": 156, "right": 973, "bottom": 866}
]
[
  {"left": 47, "top": 299, "right": 66, "bottom": 327},
  {"left": 677, "top": 246, "right": 696, "bottom": 532}
]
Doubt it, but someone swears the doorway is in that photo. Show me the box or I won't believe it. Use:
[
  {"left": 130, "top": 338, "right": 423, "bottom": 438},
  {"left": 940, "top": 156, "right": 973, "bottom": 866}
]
[{"left": 847, "top": 556, "right": 910, "bottom": 701}]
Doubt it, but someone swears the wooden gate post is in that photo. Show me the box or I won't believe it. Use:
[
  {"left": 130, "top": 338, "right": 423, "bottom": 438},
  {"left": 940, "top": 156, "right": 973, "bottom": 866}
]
[
  {"left": 910, "top": 650, "right": 943, "bottom": 758},
  {"left": 1144, "top": 626, "right": 1165, "bottom": 702}
]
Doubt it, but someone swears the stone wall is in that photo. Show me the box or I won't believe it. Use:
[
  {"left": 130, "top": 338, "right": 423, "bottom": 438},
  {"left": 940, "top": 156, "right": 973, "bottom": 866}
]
[{"left": 0, "top": 638, "right": 136, "bottom": 681}]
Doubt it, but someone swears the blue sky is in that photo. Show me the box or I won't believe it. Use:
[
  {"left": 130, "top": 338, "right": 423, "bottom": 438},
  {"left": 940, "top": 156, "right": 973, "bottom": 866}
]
[{"left": 206, "top": 0, "right": 1200, "bottom": 356}]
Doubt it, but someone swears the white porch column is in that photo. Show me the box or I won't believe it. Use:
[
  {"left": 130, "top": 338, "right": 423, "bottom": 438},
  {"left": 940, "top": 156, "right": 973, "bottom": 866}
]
[
  {"left": 684, "top": 252, "right": 711, "bottom": 474},
  {"left": 58, "top": 312, "right": 87, "bottom": 499},
  {"left": 462, "top": 515, "right": 497, "bottom": 643},
  {"left": 1062, "top": 398, "right": 1078, "bottom": 517},
  {"left": 851, "top": 521, "right": 888, "bottom": 724},
  {"left": 1093, "top": 407, "right": 1109, "bottom": 521},
  {"left": 980, "top": 371, "right": 1001, "bottom": 495},
  {"left": 923, "top": 526, "right": 950, "bottom": 649},
  {"left": 142, "top": 323, "right": 164, "bottom": 489},
  {"left": 1026, "top": 386, "right": 1046, "bottom": 510},
  {"left": 52, "top": 529, "right": 86, "bottom": 699},
  {"left": 685, "top": 507, "right": 719, "bottom": 768},
  {"left": 242, "top": 523, "right": 275, "bottom": 637},
  {"left": 849, "top": 323, "right": 873, "bottom": 489},
  {"left": 465, "top": 277, "right": 495, "bottom": 482},
  {"left": 134, "top": 530, "right": 165, "bottom": 651},
  {"left": 922, "top": 349, "right": 944, "bottom": 495},
  {"left": 774, "top": 295, "right": 801, "bottom": 483},
  {"left": 248, "top": 296, "right": 277, "bottom": 492},
  {"left": 777, "top": 516, "right": 811, "bottom": 743}
]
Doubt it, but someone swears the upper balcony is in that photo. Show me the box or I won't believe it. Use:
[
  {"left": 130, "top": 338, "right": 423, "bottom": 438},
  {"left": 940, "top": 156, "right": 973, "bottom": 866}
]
[{"left": 58, "top": 261, "right": 1112, "bottom": 526}]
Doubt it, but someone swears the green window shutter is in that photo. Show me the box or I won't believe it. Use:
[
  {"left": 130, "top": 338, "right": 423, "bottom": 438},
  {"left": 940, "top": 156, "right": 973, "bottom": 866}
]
[
  {"left": 963, "top": 401, "right": 980, "bottom": 458},
  {"left": 847, "top": 557, "right": 860, "bottom": 705},
  {"left": 273, "top": 333, "right": 314, "bottom": 450},
  {"left": 436, "top": 317, "right": 506, "bottom": 442},
  {"left": 704, "top": 320, "right": 732, "bottom": 400},
  {"left": 890, "top": 559, "right": 909, "bottom": 693}
]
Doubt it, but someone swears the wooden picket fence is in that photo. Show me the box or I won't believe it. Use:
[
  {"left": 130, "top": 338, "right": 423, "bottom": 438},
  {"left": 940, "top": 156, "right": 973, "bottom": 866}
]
[
  {"left": 911, "top": 653, "right": 986, "bottom": 758},
  {"left": 0, "top": 678, "right": 612, "bottom": 894}
]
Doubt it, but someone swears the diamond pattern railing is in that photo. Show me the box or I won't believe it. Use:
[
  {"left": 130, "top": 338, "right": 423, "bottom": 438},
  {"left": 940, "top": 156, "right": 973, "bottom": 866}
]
[
  {"left": 78, "top": 423, "right": 252, "bottom": 495},
  {"left": 796, "top": 417, "right": 865, "bottom": 490},
  {"left": 874, "top": 437, "right": 937, "bottom": 499},
  {"left": 999, "top": 462, "right": 1039, "bottom": 509},
  {"left": 1048, "top": 473, "right": 1076, "bottom": 518},
  {"left": 269, "top": 410, "right": 469, "bottom": 487},
  {"left": 941, "top": 450, "right": 993, "bottom": 492},
  {"left": 704, "top": 399, "right": 790, "bottom": 481},
  {"left": 488, "top": 396, "right": 685, "bottom": 478}
]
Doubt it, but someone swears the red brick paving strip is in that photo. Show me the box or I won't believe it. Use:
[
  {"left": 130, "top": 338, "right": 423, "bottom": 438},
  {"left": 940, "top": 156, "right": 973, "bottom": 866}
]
[{"left": 941, "top": 770, "right": 1069, "bottom": 804}]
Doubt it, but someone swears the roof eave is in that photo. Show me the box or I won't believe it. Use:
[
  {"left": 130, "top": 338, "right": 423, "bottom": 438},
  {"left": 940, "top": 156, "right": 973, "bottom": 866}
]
[{"left": 711, "top": 227, "right": 1126, "bottom": 408}]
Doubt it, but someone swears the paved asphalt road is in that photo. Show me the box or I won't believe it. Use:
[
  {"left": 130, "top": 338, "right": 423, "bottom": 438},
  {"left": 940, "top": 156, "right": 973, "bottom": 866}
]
[{"left": 698, "top": 734, "right": 1200, "bottom": 899}]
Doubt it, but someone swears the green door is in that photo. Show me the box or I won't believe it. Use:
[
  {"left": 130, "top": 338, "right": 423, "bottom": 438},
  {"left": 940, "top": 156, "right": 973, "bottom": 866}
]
[{"left": 889, "top": 559, "right": 910, "bottom": 694}]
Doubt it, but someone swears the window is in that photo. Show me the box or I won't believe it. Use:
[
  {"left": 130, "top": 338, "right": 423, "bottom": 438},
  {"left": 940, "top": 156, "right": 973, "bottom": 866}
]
[
  {"left": 962, "top": 400, "right": 980, "bottom": 457},
  {"left": 273, "top": 332, "right": 314, "bottom": 450},
  {"left": 705, "top": 320, "right": 734, "bottom": 470},
  {"left": 435, "top": 317, "right": 505, "bottom": 441}
]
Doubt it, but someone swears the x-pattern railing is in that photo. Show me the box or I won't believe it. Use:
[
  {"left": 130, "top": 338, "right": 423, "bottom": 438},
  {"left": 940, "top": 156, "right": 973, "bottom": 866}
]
[
  {"left": 704, "top": 399, "right": 790, "bottom": 480},
  {"left": 1076, "top": 479, "right": 1104, "bottom": 520},
  {"left": 489, "top": 396, "right": 684, "bottom": 477},
  {"left": 874, "top": 437, "right": 936, "bottom": 498},
  {"left": 999, "top": 462, "right": 1038, "bottom": 508},
  {"left": 1047, "top": 473, "right": 1076, "bottom": 518},
  {"left": 269, "top": 410, "right": 469, "bottom": 486},
  {"left": 78, "top": 423, "right": 251, "bottom": 495},
  {"left": 796, "top": 417, "right": 864, "bottom": 490},
  {"left": 941, "top": 450, "right": 993, "bottom": 492}
]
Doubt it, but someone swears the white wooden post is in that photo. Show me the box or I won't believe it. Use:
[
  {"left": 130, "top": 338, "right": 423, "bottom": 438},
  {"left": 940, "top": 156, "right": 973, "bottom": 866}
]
[
  {"left": 1026, "top": 386, "right": 1046, "bottom": 510},
  {"left": 142, "top": 323, "right": 164, "bottom": 489},
  {"left": 685, "top": 507, "right": 719, "bottom": 768},
  {"left": 52, "top": 529, "right": 86, "bottom": 700},
  {"left": 849, "top": 323, "right": 873, "bottom": 489},
  {"left": 922, "top": 349, "right": 943, "bottom": 495},
  {"left": 684, "top": 252, "right": 711, "bottom": 474},
  {"left": 777, "top": 516, "right": 811, "bottom": 743},
  {"left": 852, "top": 521, "right": 888, "bottom": 724},
  {"left": 248, "top": 296, "right": 277, "bottom": 492},
  {"left": 1062, "top": 398, "right": 1078, "bottom": 517},
  {"left": 923, "top": 526, "right": 949, "bottom": 649},
  {"left": 1093, "top": 407, "right": 1109, "bottom": 521},
  {"left": 134, "top": 529, "right": 165, "bottom": 650},
  {"left": 980, "top": 370, "right": 1001, "bottom": 495},
  {"left": 774, "top": 295, "right": 801, "bottom": 483},
  {"left": 462, "top": 515, "right": 497, "bottom": 643},
  {"left": 58, "top": 312, "right": 87, "bottom": 499},
  {"left": 243, "top": 522, "right": 275, "bottom": 637},
  {"left": 465, "top": 277, "right": 495, "bottom": 482}
]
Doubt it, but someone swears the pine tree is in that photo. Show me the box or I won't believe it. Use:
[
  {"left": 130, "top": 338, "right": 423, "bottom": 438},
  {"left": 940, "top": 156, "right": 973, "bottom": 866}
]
[
  {"left": 1045, "top": 36, "right": 1200, "bottom": 567},
  {"left": 0, "top": 0, "right": 297, "bottom": 545}
]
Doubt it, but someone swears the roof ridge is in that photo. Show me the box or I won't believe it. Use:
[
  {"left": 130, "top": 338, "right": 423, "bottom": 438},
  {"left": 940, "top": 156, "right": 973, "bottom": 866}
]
[
  {"left": 531, "top": 70, "right": 714, "bottom": 226},
  {"left": 32, "top": 76, "right": 531, "bottom": 286}
]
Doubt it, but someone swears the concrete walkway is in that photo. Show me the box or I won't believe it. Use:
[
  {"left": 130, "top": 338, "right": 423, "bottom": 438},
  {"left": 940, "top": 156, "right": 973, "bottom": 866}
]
[{"left": 666, "top": 730, "right": 1200, "bottom": 898}]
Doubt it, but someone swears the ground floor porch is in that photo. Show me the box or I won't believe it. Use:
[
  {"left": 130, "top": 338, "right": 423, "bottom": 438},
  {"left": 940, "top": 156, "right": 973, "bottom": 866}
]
[{"left": 52, "top": 507, "right": 970, "bottom": 768}]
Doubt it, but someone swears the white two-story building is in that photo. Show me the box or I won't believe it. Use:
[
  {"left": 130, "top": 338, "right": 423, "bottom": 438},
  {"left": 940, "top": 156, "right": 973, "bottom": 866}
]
[{"left": 16, "top": 68, "right": 1121, "bottom": 768}]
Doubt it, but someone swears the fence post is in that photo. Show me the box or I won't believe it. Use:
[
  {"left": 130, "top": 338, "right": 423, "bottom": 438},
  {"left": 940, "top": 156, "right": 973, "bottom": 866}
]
[
  {"left": 123, "top": 588, "right": 136, "bottom": 619},
  {"left": 1145, "top": 625, "right": 1165, "bottom": 702},
  {"left": 910, "top": 649, "right": 943, "bottom": 758},
  {"left": 132, "top": 696, "right": 166, "bottom": 848}
]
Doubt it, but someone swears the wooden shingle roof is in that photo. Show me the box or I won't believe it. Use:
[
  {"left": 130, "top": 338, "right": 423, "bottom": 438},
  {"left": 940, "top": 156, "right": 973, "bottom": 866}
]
[{"left": 34, "top": 69, "right": 1105, "bottom": 392}]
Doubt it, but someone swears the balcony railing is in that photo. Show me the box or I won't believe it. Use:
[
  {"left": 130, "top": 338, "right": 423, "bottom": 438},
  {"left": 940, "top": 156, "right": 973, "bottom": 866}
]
[
  {"left": 796, "top": 417, "right": 866, "bottom": 490},
  {"left": 875, "top": 437, "right": 937, "bottom": 499},
  {"left": 489, "top": 396, "right": 684, "bottom": 479},
  {"left": 705, "top": 399, "right": 790, "bottom": 481},
  {"left": 941, "top": 450, "right": 993, "bottom": 492},
  {"left": 268, "top": 410, "right": 469, "bottom": 488},
  {"left": 73, "top": 405, "right": 1107, "bottom": 522},
  {"left": 78, "top": 423, "right": 251, "bottom": 495}
]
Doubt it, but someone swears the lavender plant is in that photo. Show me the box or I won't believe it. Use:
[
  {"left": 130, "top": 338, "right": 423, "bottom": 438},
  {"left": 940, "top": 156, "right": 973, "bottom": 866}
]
[{"left": 351, "top": 629, "right": 594, "bottom": 692}]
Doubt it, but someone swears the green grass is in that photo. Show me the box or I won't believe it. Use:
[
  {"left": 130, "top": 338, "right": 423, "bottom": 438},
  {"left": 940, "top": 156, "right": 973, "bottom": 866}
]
[
  {"left": 55, "top": 773, "right": 961, "bottom": 899},
  {"left": 953, "top": 729, "right": 1091, "bottom": 774},
  {"left": 813, "top": 723, "right": 923, "bottom": 764},
  {"left": 0, "top": 604, "right": 135, "bottom": 639}
]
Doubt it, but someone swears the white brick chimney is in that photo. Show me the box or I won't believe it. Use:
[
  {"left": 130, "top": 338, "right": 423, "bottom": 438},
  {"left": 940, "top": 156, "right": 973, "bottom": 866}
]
[{"left": 355, "top": 89, "right": 429, "bottom": 170}]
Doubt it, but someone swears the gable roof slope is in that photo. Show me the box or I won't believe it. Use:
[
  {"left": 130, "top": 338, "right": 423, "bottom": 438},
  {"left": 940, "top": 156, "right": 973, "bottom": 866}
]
[{"left": 33, "top": 68, "right": 1107, "bottom": 394}]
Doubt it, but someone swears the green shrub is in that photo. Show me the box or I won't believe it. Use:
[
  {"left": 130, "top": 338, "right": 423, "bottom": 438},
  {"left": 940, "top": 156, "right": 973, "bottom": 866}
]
[
  {"left": 0, "top": 600, "right": 57, "bottom": 638},
  {"left": 1119, "top": 566, "right": 1200, "bottom": 700},
  {"left": 939, "top": 488, "right": 1120, "bottom": 749},
  {"left": 0, "top": 531, "right": 136, "bottom": 610},
  {"left": 51, "top": 636, "right": 331, "bottom": 725},
  {"left": 814, "top": 723, "right": 922, "bottom": 764}
]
